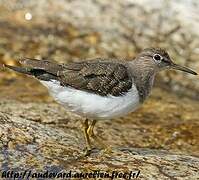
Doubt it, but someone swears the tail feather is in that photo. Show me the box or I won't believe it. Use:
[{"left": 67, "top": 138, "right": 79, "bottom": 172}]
[
  {"left": 4, "top": 58, "right": 62, "bottom": 81},
  {"left": 3, "top": 64, "right": 32, "bottom": 75}
]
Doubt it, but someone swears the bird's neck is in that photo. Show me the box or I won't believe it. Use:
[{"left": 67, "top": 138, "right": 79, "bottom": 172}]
[{"left": 128, "top": 59, "right": 156, "bottom": 103}]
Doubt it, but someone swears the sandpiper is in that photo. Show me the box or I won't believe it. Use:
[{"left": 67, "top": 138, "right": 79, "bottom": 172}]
[{"left": 4, "top": 48, "right": 197, "bottom": 153}]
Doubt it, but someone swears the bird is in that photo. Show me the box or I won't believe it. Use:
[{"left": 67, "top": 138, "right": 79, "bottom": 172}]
[{"left": 4, "top": 48, "right": 197, "bottom": 155}]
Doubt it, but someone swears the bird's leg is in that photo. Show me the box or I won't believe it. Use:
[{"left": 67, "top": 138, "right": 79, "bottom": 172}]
[
  {"left": 82, "top": 119, "right": 92, "bottom": 154},
  {"left": 87, "top": 120, "right": 112, "bottom": 153}
]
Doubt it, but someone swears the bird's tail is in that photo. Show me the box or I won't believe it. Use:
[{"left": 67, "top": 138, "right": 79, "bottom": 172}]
[
  {"left": 3, "top": 63, "right": 32, "bottom": 75},
  {"left": 4, "top": 58, "right": 63, "bottom": 81}
]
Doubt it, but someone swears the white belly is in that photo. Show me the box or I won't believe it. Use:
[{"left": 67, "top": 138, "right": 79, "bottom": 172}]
[{"left": 40, "top": 80, "right": 140, "bottom": 119}]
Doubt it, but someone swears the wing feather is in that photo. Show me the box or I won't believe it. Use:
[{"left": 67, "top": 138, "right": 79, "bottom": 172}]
[
  {"left": 5, "top": 58, "right": 133, "bottom": 97},
  {"left": 58, "top": 59, "right": 132, "bottom": 96}
]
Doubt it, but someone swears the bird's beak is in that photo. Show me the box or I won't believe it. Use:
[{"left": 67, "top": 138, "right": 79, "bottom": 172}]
[{"left": 170, "top": 63, "right": 198, "bottom": 75}]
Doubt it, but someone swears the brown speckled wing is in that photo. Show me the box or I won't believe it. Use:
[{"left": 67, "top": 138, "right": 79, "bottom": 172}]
[
  {"left": 58, "top": 59, "right": 132, "bottom": 96},
  {"left": 7, "top": 58, "right": 132, "bottom": 97}
]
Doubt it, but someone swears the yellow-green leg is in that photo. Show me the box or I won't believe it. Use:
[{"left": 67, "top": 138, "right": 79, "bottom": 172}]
[
  {"left": 87, "top": 120, "right": 112, "bottom": 153},
  {"left": 82, "top": 119, "right": 92, "bottom": 154}
]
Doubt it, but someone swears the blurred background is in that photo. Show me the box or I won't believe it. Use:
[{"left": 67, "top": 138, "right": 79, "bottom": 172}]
[
  {"left": 0, "top": 0, "right": 199, "bottom": 99},
  {"left": 0, "top": 0, "right": 199, "bottom": 156}
]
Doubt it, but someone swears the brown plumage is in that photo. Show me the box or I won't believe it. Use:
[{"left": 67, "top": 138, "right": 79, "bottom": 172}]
[
  {"left": 60, "top": 59, "right": 132, "bottom": 96},
  {"left": 5, "top": 58, "right": 133, "bottom": 96},
  {"left": 4, "top": 48, "right": 197, "bottom": 101}
]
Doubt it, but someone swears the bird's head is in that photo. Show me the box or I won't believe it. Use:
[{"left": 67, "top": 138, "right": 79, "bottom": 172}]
[{"left": 136, "top": 48, "right": 197, "bottom": 75}]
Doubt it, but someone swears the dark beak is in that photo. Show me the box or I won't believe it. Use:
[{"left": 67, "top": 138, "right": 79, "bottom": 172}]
[{"left": 171, "top": 63, "right": 198, "bottom": 75}]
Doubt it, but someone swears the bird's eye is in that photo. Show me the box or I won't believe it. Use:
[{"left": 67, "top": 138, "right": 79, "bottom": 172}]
[{"left": 153, "top": 54, "right": 162, "bottom": 61}]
